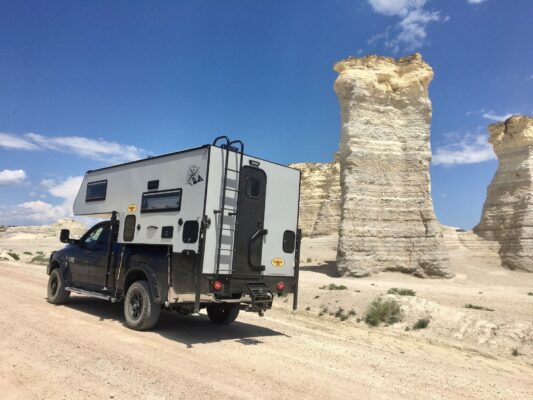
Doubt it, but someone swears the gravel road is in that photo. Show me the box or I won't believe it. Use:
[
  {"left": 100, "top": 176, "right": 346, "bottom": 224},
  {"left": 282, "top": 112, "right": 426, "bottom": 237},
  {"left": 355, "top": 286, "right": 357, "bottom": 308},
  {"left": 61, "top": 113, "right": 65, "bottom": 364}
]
[{"left": 1, "top": 261, "right": 532, "bottom": 400}]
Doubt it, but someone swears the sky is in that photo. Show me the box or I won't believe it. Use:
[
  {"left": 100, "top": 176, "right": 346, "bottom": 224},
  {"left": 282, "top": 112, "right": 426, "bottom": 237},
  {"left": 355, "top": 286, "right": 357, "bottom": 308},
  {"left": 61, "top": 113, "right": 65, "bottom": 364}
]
[{"left": 0, "top": 0, "right": 532, "bottom": 228}]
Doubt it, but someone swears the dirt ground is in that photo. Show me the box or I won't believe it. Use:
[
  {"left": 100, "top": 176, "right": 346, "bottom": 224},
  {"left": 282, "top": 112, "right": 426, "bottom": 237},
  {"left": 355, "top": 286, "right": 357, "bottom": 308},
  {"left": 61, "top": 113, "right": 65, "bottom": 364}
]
[{"left": 1, "top": 257, "right": 532, "bottom": 399}]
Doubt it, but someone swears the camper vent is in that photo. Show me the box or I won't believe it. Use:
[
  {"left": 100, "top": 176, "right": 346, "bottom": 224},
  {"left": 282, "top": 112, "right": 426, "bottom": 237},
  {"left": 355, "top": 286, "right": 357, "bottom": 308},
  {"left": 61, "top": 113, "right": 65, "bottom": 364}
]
[{"left": 147, "top": 180, "right": 159, "bottom": 190}]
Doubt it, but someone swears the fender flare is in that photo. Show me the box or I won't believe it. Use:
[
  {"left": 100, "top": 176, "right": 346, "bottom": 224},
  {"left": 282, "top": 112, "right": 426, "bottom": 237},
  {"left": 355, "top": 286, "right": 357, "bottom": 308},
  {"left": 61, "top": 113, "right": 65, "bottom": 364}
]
[{"left": 122, "top": 263, "right": 162, "bottom": 303}]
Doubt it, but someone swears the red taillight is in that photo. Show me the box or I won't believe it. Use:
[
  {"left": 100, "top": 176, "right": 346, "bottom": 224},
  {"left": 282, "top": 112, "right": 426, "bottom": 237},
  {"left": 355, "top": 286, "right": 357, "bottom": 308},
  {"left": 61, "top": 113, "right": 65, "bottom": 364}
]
[
  {"left": 212, "top": 280, "right": 223, "bottom": 292},
  {"left": 276, "top": 281, "right": 286, "bottom": 292}
]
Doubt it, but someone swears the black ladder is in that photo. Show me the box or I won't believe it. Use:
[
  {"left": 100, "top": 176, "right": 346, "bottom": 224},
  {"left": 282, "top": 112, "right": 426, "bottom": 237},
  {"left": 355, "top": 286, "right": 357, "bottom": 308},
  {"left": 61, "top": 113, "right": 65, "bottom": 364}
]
[{"left": 213, "top": 136, "right": 244, "bottom": 275}]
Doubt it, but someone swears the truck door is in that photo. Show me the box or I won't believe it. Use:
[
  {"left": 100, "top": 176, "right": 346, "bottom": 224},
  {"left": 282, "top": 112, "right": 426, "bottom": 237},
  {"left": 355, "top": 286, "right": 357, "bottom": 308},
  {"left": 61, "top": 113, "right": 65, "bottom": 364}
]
[
  {"left": 234, "top": 166, "right": 267, "bottom": 278},
  {"left": 85, "top": 223, "right": 112, "bottom": 288}
]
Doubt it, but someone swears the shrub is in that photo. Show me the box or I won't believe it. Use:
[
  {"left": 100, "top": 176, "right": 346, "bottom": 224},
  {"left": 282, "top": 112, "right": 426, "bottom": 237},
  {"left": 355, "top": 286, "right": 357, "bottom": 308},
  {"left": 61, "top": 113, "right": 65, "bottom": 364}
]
[
  {"left": 30, "top": 254, "right": 48, "bottom": 265},
  {"left": 7, "top": 252, "right": 20, "bottom": 261},
  {"left": 387, "top": 288, "right": 416, "bottom": 296},
  {"left": 36, "top": 251, "right": 44, "bottom": 255},
  {"left": 528, "top": 292, "right": 533, "bottom": 296},
  {"left": 365, "top": 297, "right": 403, "bottom": 326},
  {"left": 305, "top": 306, "right": 311, "bottom": 311},
  {"left": 319, "top": 283, "right": 347, "bottom": 290},
  {"left": 23, "top": 251, "right": 32, "bottom": 255},
  {"left": 413, "top": 318, "right": 430, "bottom": 330},
  {"left": 512, "top": 348, "right": 520, "bottom": 356},
  {"left": 464, "top": 304, "right": 494, "bottom": 312}
]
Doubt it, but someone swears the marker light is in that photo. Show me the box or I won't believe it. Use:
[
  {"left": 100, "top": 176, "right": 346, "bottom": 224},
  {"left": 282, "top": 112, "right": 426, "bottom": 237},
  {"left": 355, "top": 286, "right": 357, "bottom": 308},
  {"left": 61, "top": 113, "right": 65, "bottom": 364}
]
[{"left": 276, "top": 281, "right": 286, "bottom": 292}]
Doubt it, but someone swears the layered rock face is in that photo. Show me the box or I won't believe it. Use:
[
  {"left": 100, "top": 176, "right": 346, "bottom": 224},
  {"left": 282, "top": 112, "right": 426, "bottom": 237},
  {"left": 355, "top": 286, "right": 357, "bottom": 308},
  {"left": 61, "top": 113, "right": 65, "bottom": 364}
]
[
  {"left": 290, "top": 158, "right": 341, "bottom": 237},
  {"left": 474, "top": 115, "right": 533, "bottom": 272},
  {"left": 333, "top": 53, "right": 451, "bottom": 278}
]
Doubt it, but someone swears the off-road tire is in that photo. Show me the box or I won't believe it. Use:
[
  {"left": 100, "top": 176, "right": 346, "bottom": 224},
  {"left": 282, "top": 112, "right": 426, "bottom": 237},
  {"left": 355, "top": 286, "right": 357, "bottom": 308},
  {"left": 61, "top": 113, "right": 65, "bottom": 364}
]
[
  {"left": 124, "top": 281, "right": 160, "bottom": 330},
  {"left": 47, "top": 268, "right": 71, "bottom": 304},
  {"left": 206, "top": 304, "right": 240, "bottom": 324}
]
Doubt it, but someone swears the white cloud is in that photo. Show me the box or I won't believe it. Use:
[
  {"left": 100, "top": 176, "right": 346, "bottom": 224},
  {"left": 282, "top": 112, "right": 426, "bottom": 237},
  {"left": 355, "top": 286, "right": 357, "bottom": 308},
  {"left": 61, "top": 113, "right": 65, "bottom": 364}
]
[
  {"left": 368, "top": 0, "right": 442, "bottom": 52},
  {"left": 0, "top": 169, "right": 27, "bottom": 185},
  {"left": 0, "top": 131, "right": 148, "bottom": 163},
  {"left": 433, "top": 132, "right": 496, "bottom": 166},
  {"left": 0, "top": 133, "right": 38, "bottom": 150},
  {"left": 526, "top": 74, "right": 533, "bottom": 81},
  {"left": 0, "top": 176, "right": 83, "bottom": 225},
  {"left": 482, "top": 112, "right": 514, "bottom": 122},
  {"left": 467, "top": 0, "right": 487, "bottom": 4}
]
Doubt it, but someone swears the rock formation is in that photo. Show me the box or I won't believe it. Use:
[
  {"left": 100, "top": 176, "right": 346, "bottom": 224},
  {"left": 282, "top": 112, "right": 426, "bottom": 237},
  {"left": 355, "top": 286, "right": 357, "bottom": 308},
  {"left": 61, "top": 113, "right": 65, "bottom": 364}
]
[
  {"left": 333, "top": 53, "right": 451, "bottom": 278},
  {"left": 290, "top": 157, "right": 341, "bottom": 237},
  {"left": 474, "top": 115, "right": 533, "bottom": 272}
]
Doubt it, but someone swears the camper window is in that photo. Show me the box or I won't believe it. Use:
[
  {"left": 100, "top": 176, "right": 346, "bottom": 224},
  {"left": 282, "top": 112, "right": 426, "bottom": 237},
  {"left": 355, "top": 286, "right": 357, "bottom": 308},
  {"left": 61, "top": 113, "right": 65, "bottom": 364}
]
[
  {"left": 283, "top": 230, "right": 296, "bottom": 253},
  {"left": 141, "top": 189, "right": 182, "bottom": 213},
  {"left": 182, "top": 220, "right": 199, "bottom": 243},
  {"left": 85, "top": 180, "right": 107, "bottom": 202},
  {"left": 246, "top": 177, "right": 261, "bottom": 198}
]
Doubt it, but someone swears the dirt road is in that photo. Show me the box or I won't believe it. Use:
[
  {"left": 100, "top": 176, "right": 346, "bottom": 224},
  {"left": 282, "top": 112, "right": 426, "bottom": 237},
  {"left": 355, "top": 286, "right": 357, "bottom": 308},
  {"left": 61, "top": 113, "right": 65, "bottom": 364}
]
[{"left": 1, "top": 261, "right": 532, "bottom": 400}]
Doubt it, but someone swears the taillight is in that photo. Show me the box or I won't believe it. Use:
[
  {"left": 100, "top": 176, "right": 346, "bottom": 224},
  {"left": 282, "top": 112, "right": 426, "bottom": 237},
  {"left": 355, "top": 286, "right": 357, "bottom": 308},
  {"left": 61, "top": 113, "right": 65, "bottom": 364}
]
[
  {"left": 212, "top": 280, "right": 223, "bottom": 292},
  {"left": 276, "top": 281, "right": 286, "bottom": 292}
]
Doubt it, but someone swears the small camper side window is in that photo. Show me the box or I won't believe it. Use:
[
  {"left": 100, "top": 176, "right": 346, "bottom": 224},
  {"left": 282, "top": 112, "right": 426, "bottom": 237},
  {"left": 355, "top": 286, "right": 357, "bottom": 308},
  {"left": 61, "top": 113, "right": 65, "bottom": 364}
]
[
  {"left": 283, "top": 230, "right": 296, "bottom": 253},
  {"left": 85, "top": 180, "right": 107, "bottom": 202},
  {"left": 123, "top": 215, "right": 136, "bottom": 242},
  {"left": 141, "top": 189, "right": 182, "bottom": 213}
]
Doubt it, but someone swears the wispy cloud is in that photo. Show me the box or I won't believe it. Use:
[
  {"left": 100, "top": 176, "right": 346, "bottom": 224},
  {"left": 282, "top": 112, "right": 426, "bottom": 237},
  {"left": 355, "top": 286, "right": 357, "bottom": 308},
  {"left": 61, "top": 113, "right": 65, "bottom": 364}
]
[
  {"left": 482, "top": 112, "right": 514, "bottom": 122},
  {"left": 465, "top": 109, "right": 516, "bottom": 122},
  {"left": 0, "top": 133, "right": 38, "bottom": 150},
  {"left": 432, "top": 131, "right": 496, "bottom": 166},
  {"left": 367, "top": 0, "right": 443, "bottom": 52},
  {"left": 0, "top": 132, "right": 149, "bottom": 163},
  {"left": 0, "top": 169, "right": 27, "bottom": 185},
  {"left": 467, "top": 0, "right": 487, "bottom": 4},
  {"left": 0, "top": 176, "right": 83, "bottom": 225}
]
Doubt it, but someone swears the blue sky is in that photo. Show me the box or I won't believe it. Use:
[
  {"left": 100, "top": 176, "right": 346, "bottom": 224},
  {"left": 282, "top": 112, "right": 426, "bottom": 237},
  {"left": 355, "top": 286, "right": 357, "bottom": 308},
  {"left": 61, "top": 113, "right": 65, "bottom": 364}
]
[{"left": 0, "top": 0, "right": 532, "bottom": 228}]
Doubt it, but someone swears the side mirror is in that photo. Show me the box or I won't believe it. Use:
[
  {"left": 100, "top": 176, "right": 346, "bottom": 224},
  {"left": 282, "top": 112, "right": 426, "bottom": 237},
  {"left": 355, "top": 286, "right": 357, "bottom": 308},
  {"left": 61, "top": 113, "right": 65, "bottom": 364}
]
[{"left": 60, "top": 229, "right": 70, "bottom": 243}]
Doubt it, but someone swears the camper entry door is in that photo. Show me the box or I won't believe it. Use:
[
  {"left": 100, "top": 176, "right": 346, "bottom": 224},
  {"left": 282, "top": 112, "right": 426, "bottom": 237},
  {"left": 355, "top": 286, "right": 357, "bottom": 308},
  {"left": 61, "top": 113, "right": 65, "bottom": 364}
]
[{"left": 234, "top": 166, "right": 267, "bottom": 278}]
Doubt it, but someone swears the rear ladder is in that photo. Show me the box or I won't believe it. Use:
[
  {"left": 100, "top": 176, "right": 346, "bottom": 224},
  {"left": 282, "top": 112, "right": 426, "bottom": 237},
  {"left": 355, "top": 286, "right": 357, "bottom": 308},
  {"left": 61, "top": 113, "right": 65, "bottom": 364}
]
[{"left": 213, "top": 136, "right": 244, "bottom": 275}]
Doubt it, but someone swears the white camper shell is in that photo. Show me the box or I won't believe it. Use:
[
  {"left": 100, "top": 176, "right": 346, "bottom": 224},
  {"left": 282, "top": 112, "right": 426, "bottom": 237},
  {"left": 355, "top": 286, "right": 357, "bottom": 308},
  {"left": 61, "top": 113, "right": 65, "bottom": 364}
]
[{"left": 70, "top": 137, "right": 301, "bottom": 314}]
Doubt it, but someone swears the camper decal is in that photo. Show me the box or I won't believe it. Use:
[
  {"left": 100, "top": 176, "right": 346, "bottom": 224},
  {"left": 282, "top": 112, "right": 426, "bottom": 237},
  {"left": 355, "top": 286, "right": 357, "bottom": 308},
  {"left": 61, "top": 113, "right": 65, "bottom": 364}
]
[
  {"left": 127, "top": 204, "right": 137, "bottom": 213},
  {"left": 186, "top": 165, "right": 203, "bottom": 186}
]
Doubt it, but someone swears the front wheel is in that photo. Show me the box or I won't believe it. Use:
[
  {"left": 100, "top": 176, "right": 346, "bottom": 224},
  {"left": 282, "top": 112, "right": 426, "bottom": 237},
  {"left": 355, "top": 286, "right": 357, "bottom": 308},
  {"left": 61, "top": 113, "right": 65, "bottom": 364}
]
[
  {"left": 47, "top": 268, "right": 70, "bottom": 304},
  {"left": 206, "top": 304, "right": 239, "bottom": 324},
  {"left": 124, "top": 281, "right": 161, "bottom": 330}
]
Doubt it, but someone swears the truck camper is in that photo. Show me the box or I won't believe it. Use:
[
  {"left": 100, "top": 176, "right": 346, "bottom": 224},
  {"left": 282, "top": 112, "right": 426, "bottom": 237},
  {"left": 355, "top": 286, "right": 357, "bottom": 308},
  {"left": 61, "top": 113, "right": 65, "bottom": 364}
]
[{"left": 46, "top": 137, "right": 301, "bottom": 330}]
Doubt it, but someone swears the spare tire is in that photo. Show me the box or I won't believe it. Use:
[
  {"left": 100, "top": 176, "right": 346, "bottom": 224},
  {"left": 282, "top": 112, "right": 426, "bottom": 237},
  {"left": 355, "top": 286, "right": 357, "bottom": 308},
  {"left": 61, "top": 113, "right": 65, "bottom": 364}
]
[{"left": 206, "top": 304, "right": 239, "bottom": 324}]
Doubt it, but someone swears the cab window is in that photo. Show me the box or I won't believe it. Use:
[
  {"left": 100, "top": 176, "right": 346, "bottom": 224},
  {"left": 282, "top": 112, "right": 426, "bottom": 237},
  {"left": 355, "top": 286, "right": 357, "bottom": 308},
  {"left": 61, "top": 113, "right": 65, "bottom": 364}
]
[{"left": 82, "top": 225, "right": 109, "bottom": 248}]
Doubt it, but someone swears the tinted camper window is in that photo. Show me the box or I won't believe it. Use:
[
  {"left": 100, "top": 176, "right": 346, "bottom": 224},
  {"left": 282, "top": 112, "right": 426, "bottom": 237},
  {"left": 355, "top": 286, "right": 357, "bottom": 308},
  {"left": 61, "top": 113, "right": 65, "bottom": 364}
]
[
  {"left": 86, "top": 180, "right": 107, "bottom": 202},
  {"left": 141, "top": 189, "right": 182, "bottom": 213}
]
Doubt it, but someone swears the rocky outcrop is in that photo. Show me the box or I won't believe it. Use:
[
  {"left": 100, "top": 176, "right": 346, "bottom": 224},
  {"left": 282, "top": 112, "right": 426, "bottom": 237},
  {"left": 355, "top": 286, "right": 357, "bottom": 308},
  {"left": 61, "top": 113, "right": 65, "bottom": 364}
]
[
  {"left": 333, "top": 53, "right": 451, "bottom": 278},
  {"left": 474, "top": 115, "right": 533, "bottom": 272},
  {"left": 290, "top": 157, "right": 341, "bottom": 237}
]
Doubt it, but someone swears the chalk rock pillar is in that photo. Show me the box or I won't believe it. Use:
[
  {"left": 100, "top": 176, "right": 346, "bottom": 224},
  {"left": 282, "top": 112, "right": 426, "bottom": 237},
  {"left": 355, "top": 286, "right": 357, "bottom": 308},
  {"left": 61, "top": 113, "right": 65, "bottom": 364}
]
[
  {"left": 474, "top": 115, "right": 533, "bottom": 272},
  {"left": 290, "top": 156, "right": 341, "bottom": 237},
  {"left": 333, "top": 53, "right": 451, "bottom": 278}
]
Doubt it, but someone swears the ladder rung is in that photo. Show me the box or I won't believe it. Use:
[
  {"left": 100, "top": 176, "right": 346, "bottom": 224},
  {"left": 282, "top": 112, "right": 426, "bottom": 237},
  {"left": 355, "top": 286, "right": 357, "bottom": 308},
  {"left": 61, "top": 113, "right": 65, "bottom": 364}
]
[
  {"left": 226, "top": 168, "right": 240, "bottom": 173},
  {"left": 218, "top": 248, "right": 237, "bottom": 252},
  {"left": 224, "top": 187, "right": 239, "bottom": 192},
  {"left": 222, "top": 227, "right": 236, "bottom": 231}
]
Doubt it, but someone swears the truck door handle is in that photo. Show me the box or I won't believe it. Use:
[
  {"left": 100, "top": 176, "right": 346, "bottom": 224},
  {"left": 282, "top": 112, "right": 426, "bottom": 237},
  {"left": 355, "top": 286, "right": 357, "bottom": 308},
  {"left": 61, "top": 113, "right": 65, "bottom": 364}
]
[{"left": 248, "top": 228, "right": 268, "bottom": 272}]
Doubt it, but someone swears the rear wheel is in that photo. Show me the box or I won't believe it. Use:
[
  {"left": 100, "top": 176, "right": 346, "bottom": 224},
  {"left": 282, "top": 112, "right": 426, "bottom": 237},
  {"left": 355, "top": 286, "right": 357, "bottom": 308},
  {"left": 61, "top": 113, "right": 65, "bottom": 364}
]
[
  {"left": 47, "top": 268, "right": 70, "bottom": 304},
  {"left": 124, "top": 281, "right": 161, "bottom": 330},
  {"left": 206, "top": 304, "right": 239, "bottom": 324}
]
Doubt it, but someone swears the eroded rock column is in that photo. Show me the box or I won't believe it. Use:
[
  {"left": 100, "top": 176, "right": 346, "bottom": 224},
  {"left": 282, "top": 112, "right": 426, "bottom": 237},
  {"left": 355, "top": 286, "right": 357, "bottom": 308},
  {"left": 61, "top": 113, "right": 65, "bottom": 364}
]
[
  {"left": 334, "top": 53, "right": 451, "bottom": 278},
  {"left": 290, "top": 157, "right": 341, "bottom": 237},
  {"left": 474, "top": 115, "right": 533, "bottom": 272}
]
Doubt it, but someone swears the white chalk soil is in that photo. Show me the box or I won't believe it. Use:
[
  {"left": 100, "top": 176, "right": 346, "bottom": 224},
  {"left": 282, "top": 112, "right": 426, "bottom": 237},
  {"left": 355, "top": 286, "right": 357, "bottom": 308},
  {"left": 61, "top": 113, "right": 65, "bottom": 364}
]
[{"left": 0, "top": 222, "right": 532, "bottom": 399}]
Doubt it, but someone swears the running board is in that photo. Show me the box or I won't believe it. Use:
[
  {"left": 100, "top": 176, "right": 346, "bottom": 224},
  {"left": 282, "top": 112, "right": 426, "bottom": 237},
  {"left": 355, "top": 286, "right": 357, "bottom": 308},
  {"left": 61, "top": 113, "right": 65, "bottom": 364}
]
[{"left": 65, "top": 286, "right": 115, "bottom": 302}]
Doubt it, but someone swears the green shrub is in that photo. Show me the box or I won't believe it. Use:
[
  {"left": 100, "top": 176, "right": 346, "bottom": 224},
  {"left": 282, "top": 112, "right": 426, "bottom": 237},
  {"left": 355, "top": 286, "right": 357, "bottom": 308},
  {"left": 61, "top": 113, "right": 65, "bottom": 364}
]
[
  {"left": 319, "top": 283, "right": 347, "bottom": 290},
  {"left": 464, "top": 304, "right": 494, "bottom": 312},
  {"left": 7, "top": 252, "right": 20, "bottom": 261},
  {"left": 30, "top": 254, "right": 48, "bottom": 265},
  {"left": 387, "top": 288, "right": 416, "bottom": 296},
  {"left": 413, "top": 318, "right": 430, "bottom": 330},
  {"left": 23, "top": 251, "right": 32, "bottom": 255},
  {"left": 528, "top": 292, "right": 533, "bottom": 296},
  {"left": 36, "top": 251, "right": 44, "bottom": 255},
  {"left": 365, "top": 297, "right": 403, "bottom": 326},
  {"left": 512, "top": 348, "right": 520, "bottom": 356}
]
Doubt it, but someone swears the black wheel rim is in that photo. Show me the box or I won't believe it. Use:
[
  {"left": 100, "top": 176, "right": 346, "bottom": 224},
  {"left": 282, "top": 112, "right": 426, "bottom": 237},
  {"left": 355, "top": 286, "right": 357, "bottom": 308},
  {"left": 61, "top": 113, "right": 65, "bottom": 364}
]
[
  {"left": 50, "top": 276, "right": 58, "bottom": 296},
  {"left": 129, "top": 291, "right": 143, "bottom": 320}
]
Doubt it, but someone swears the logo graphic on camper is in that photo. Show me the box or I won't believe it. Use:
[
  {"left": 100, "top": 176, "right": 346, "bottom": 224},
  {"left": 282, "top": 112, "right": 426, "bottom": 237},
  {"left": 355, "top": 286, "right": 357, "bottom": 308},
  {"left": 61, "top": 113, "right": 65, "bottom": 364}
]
[{"left": 186, "top": 165, "right": 203, "bottom": 186}]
